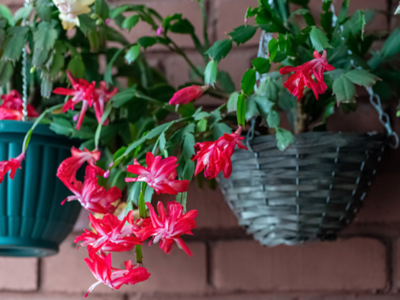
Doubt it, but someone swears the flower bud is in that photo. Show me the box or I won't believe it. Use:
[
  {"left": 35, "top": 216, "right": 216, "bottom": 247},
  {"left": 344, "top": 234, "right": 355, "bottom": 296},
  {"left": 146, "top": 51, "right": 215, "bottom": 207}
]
[{"left": 169, "top": 85, "right": 209, "bottom": 105}]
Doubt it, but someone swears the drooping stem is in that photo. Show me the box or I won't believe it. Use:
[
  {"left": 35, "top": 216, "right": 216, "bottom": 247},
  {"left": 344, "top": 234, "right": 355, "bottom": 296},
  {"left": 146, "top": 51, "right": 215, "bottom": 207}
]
[
  {"left": 135, "top": 183, "right": 148, "bottom": 265},
  {"left": 206, "top": 88, "right": 230, "bottom": 99},
  {"left": 22, "top": 103, "right": 64, "bottom": 153},
  {"left": 135, "top": 245, "right": 143, "bottom": 265},
  {"left": 94, "top": 102, "right": 113, "bottom": 150},
  {"left": 138, "top": 185, "right": 147, "bottom": 218}
]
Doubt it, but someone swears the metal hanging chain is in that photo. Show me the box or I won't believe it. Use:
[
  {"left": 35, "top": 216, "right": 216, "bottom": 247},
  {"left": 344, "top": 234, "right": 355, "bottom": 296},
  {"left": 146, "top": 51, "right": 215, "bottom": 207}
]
[
  {"left": 247, "top": 30, "right": 272, "bottom": 151},
  {"left": 21, "top": 0, "right": 30, "bottom": 122},
  {"left": 325, "top": 1, "right": 399, "bottom": 148},
  {"left": 367, "top": 87, "right": 399, "bottom": 148}
]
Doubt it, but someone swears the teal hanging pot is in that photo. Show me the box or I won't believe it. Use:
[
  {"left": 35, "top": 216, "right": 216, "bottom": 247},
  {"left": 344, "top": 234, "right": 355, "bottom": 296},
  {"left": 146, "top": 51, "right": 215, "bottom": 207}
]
[{"left": 0, "top": 120, "right": 81, "bottom": 257}]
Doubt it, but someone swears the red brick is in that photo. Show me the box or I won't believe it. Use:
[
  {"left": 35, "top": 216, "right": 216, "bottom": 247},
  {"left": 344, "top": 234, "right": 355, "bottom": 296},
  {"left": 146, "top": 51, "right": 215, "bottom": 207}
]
[
  {"left": 154, "top": 182, "right": 239, "bottom": 230},
  {"left": 213, "top": 0, "right": 260, "bottom": 45},
  {"left": 212, "top": 238, "right": 386, "bottom": 292},
  {"left": 299, "top": 296, "right": 400, "bottom": 300},
  {"left": 136, "top": 241, "right": 208, "bottom": 294},
  {"left": 41, "top": 234, "right": 208, "bottom": 295},
  {"left": 0, "top": 293, "right": 123, "bottom": 300},
  {"left": 354, "top": 173, "right": 400, "bottom": 224},
  {"left": 0, "top": 258, "right": 38, "bottom": 291}
]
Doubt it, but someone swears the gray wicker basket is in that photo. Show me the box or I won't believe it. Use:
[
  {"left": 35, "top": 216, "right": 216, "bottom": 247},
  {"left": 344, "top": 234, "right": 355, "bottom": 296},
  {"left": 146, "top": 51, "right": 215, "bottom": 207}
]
[{"left": 218, "top": 132, "right": 387, "bottom": 246}]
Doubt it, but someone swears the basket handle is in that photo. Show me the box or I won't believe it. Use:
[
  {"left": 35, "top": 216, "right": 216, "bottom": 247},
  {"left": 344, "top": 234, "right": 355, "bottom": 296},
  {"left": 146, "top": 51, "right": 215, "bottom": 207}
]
[
  {"left": 322, "top": 0, "right": 399, "bottom": 149},
  {"left": 366, "top": 87, "right": 399, "bottom": 148}
]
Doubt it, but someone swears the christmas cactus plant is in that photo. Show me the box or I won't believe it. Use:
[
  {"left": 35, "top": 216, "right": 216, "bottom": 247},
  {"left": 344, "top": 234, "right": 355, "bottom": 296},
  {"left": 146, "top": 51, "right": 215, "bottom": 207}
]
[{"left": 0, "top": 0, "right": 400, "bottom": 296}]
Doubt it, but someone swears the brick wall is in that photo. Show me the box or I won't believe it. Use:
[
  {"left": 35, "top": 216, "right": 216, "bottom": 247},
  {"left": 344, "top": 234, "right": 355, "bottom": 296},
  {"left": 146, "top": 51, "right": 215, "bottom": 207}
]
[{"left": 2, "top": 0, "right": 400, "bottom": 299}]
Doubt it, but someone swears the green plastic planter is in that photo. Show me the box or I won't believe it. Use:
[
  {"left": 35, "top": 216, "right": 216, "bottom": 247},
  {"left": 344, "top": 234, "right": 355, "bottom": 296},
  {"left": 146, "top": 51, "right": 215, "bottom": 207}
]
[{"left": 0, "top": 120, "right": 81, "bottom": 257}]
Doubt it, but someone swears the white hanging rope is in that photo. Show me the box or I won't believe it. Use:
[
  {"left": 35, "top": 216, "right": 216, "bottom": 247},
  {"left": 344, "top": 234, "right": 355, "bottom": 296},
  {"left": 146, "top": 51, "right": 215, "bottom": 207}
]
[{"left": 21, "top": 0, "right": 30, "bottom": 122}]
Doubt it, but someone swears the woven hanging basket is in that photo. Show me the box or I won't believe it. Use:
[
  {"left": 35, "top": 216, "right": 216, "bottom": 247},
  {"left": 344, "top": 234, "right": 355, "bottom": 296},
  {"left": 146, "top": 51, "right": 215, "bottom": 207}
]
[
  {"left": 218, "top": 132, "right": 387, "bottom": 246},
  {"left": 0, "top": 121, "right": 81, "bottom": 257}
]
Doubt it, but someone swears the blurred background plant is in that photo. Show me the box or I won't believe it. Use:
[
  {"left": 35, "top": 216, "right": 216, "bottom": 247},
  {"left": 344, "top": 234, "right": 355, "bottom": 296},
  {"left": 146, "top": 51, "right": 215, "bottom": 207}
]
[{"left": 0, "top": 0, "right": 400, "bottom": 210}]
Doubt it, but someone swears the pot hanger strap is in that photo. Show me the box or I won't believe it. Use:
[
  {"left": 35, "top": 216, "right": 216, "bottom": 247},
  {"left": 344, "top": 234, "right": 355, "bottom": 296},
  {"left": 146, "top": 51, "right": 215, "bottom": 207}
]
[
  {"left": 246, "top": 118, "right": 256, "bottom": 152},
  {"left": 21, "top": 0, "right": 30, "bottom": 122},
  {"left": 324, "top": 1, "right": 398, "bottom": 148},
  {"left": 254, "top": 0, "right": 274, "bottom": 94},
  {"left": 254, "top": 31, "right": 272, "bottom": 94}
]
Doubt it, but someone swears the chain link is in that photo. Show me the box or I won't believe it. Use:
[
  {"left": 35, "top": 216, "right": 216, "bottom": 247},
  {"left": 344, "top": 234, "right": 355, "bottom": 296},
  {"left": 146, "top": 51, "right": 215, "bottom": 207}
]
[
  {"left": 326, "top": 1, "right": 399, "bottom": 148},
  {"left": 21, "top": 0, "right": 30, "bottom": 122},
  {"left": 367, "top": 87, "right": 399, "bottom": 148}
]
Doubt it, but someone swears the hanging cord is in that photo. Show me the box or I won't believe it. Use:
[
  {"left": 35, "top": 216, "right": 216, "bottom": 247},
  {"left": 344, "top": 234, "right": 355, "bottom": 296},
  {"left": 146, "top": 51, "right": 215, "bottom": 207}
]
[
  {"left": 325, "top": 1, "right": 399, "bottom": 148},
  {"left": 21, "top": 0, "right": 30, "bottom": 122}
]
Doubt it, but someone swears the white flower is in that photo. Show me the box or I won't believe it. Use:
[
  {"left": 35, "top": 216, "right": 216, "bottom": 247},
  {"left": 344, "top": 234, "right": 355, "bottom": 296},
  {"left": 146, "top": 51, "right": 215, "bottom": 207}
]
[{"left": 52, "top": 0, "right": 95, "bottom": 30}]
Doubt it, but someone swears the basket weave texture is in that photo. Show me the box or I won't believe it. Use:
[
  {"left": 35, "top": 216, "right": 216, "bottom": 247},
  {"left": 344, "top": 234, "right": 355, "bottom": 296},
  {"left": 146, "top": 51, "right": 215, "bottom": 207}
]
[{"left": 218, "top": 132, "right": 387, "bottom": 246}]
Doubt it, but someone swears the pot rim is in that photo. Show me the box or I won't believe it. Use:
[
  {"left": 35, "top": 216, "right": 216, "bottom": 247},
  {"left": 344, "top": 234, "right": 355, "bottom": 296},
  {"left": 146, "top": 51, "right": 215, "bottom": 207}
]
[{"left": 0, "top": 120, "right": 60, "bottom": 138}]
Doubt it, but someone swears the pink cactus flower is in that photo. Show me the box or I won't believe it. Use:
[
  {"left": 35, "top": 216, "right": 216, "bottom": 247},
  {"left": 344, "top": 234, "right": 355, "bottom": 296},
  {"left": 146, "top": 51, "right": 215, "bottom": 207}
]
[
  {"left": 0, "top": 153, "right": 25, "bottom": 183},
  {"left": 279, "top": 50, "right": 335, "bottom": 101},
  {"left": 0, "top": 90, "right": 39, "bottom": 120},
  {"left": 192, "top": 126, "right": 247, "bottom": 179},
  {"left": 57, "top": 147, "right": 102, "bottom": 189},
  {"left": 84, "top": 249, "right": 150, "bottom": 297},
  {"left": 53, "top": 71, "right": 97, "bottom": 130},
  {"left": 94, "top": 81, "right": 118, "bottom": 125},
  {"left": 62, "top": 165, "right": 121, "bottom": 214},
  {"left": 125, "top": 153, "right": 190, "bottom": 195},
  {"left": 135, "top": 201, "right": 198, "bottom": 256},
  {"left": 75, "top": 211, "right": 142, "bottom": 252}
]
